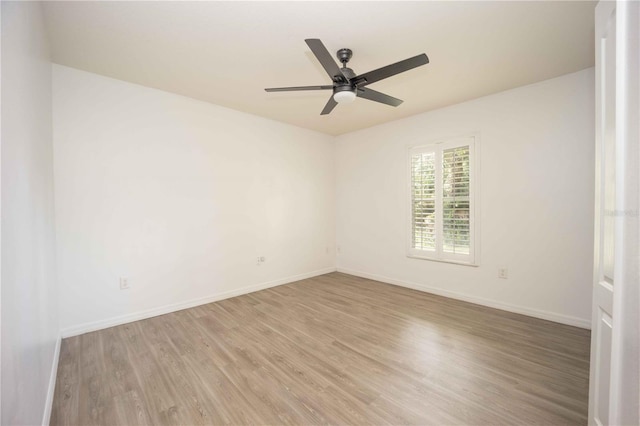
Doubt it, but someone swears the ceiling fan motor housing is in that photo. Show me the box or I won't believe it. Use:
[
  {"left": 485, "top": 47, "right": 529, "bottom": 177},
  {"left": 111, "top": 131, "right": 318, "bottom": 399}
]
[{"left": 339, "top": 67, "right": 356, "bottom": 80}]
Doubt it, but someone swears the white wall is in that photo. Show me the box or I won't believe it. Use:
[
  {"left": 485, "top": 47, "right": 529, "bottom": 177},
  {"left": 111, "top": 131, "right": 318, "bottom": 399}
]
[
  {"left": 54, "top": 65, "right": 594, "bottom": 334},
  {"left": 1, "top": 2, "right": 59, "bottom": 425},
  {"left": 53, "top": 65, "right": 336, "bottom": 335},
  {"left": 336, "top": 68, "right": 595, "bottom": 327}
]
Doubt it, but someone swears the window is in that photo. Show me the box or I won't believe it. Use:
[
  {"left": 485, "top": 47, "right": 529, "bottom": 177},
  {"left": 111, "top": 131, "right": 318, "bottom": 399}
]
[{"left": 408, "top": 136, "right": 477, "bottom": 265}]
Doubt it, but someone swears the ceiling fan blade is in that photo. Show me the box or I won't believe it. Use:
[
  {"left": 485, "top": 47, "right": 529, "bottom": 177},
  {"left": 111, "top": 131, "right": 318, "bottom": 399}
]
[
  {"left": 305, "top": 39, "right": 347, "bottom": 83},
  {"left": 265, "top": 85, "right": 333, "bottom": 92},
  {"left": 320, "top": 96, "right": 338, "bottom": 115},
  {"left": 354, "top": 54, "right": 429, "bottom": 87},
  {"left": 357, "top": 87, "right": 403, "bottom": 107}
]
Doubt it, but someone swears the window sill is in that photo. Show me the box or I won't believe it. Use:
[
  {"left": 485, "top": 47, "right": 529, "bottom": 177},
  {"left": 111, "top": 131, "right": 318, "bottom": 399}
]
[{"left": 407, "top": 254, "right": 479, "bottom": 267}]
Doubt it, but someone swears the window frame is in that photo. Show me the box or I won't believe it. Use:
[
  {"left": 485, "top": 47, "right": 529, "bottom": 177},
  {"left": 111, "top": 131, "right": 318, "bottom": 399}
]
[{"left": 406, "top": 135, "right": 479, "bottom": 266}]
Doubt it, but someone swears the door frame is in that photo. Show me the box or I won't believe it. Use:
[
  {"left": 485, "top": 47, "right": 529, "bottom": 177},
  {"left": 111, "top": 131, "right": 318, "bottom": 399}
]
[{"left": 608, "top": 1, "right": 639, "bottom": 425}]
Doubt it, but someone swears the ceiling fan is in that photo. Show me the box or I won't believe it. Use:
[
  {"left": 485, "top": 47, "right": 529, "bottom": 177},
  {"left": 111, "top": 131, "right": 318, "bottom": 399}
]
[{"left": 265, "top": 39, "right": 429, "bottom": 115}]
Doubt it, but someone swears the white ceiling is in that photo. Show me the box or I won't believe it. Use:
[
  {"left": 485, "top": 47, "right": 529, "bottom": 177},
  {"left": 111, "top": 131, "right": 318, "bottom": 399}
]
[{"left": 43, "top": 1, "right": 596, "bottom": 136}]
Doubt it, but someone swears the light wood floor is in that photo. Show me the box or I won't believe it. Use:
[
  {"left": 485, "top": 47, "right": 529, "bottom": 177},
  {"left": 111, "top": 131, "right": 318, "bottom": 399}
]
[{"left": 51, "top": 272, "right": 591, "bottom": 425}]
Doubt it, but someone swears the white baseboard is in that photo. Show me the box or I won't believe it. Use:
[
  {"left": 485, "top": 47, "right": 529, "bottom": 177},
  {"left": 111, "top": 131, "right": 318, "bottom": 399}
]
[
  {"left": 337, "top": 267, "right": 591, "bottom": 329},
  {"left": 42, "top": 334, "right": 62, "bottom": 426},
  {"left": 60, "top": 267, "right": 337, "bottom": 338}
]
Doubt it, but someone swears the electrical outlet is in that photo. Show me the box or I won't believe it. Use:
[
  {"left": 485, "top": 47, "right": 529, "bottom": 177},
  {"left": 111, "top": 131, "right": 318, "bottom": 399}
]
[
  {"left": 257, "top": 256, "right": 266, "bottom": 266},
  {"left": 498, "top": 268, "right": 508, "bottom": 279},
  {"left": 119, "top": 277, "right": 130, "bottom": 290}
]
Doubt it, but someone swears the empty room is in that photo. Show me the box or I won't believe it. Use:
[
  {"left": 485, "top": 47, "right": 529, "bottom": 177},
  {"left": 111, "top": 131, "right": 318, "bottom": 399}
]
[{"left": 2, "top": 1, "right": 639, "bottom": 425}]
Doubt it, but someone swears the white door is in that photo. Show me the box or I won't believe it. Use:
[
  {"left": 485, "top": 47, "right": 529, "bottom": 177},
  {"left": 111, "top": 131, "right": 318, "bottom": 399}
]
[
  {"left": 589, "top": 2, "right": 616, "bottom": 424},
  {"left": 589, "top": 1, "right": 639, "bottom": 425}
]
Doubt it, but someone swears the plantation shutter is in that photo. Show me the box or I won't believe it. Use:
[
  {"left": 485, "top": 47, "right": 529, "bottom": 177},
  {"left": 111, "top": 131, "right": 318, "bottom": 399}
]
[
  {"left": 442, "top": 146, "right": 470, "bottom": 255},
  {"left": 408, "top": 137, "right": 475, "bottom": 264},
  {"left": 411, "top": 151, "right": 437, "bottom": 252}
]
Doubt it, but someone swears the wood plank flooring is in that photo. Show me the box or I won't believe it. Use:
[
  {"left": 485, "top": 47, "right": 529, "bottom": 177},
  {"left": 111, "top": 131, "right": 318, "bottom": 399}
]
[{"left": 51, "top": 272, "right": 591, "bottom": 425}]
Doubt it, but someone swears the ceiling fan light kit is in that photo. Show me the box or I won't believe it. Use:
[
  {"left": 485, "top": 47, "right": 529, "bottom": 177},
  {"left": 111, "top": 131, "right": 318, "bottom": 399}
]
[
  {"left": 333, "top": 86, "right": 357, "bottom": 104},
  {"left": 265, "top": 39, "right": 429, "bottom": 115}
]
